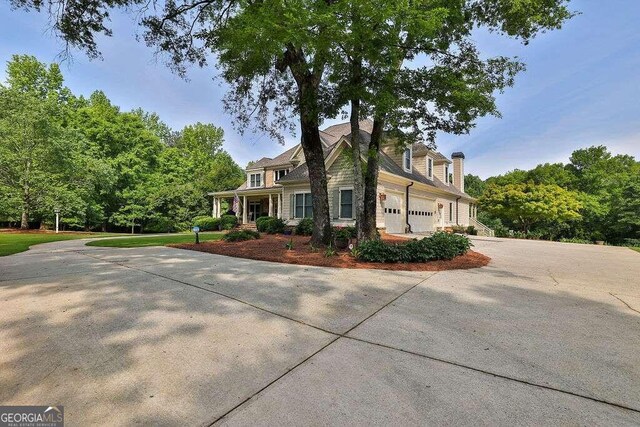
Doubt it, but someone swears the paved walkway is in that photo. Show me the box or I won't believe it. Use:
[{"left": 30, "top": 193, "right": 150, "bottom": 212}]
[{"left": 0, "top": 237, "right": 639, "bottom": 425}]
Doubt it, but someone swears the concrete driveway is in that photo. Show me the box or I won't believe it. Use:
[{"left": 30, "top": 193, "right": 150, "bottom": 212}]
[{"left": 0, "top": 237, "right": 638, "bottom": 425}]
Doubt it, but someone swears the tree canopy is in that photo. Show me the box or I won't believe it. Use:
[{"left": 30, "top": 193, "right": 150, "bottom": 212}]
[
  {"left": 472, "top": 146, "right": 640, "bottom": 243},
  {"left": 0, "top": 55, "right": 244, "bottom": 231}
]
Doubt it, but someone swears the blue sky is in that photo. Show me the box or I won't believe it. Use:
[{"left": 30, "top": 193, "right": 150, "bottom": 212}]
[{"left": 1, "top": 0, "right": 639, "bottom": 178}]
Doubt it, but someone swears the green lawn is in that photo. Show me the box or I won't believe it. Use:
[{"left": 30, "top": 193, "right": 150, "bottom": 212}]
[
  {"left": 86, "top": 232, "right": 223, "bottom": 248},
  {"left": 630, "top": 247, "right": 640, "bottom": 253},
  {"left": 0, "top": 232, "right": 123, "bottom": 257}
]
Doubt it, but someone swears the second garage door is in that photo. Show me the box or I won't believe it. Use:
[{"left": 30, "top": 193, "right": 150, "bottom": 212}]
[{"left": 408, "top": 197, "right": 435, "bottom": 233}]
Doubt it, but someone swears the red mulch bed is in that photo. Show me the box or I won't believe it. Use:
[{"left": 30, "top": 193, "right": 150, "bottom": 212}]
[{"left": 171, "top": 233, "right": 490, "bottom": 271}]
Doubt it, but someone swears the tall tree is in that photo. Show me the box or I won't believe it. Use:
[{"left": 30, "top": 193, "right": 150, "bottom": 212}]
[
  {"left": 329, "top": 0, "right": 573, "bottom": 240},
  {"left": 480, "top": 183, "right": 582, "bottom": 233},
  {"left": 0, "top": 55, "right": 67, "bottom": 228}
]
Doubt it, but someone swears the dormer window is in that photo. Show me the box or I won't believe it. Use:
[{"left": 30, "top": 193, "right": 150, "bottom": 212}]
[
  {"left": 444, "top": 164, "right": 450, "bottom": 184},
  {"left": 427, "top": 157, "right": 433, "bottom": 179},
  {"left": 403, "top": 147, "right": 412, "bottom": 172},
  {"left": 249, "top": 172, "right": 262, "bottom": 188},
  {"left": 274, "top": 169, "right": 288, "bottom": 181}
]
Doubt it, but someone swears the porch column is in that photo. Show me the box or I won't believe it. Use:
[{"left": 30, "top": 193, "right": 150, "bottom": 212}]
[
  {"left": 212, "top": 197, "right": 216, "bottom": 217},
  {"left": 268, "top": 194, "right": 274, "bottom": 217},
  {"left": 242, "top": 195, "right": 248, "bottom": 224},
  {"left": 278, "top": 193, "right": 282, "bottom": 219},
  {"left": 216, "top": 198, "right": 221, "bottom": 218}
]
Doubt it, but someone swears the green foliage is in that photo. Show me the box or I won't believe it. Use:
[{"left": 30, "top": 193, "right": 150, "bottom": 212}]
[
  {"left": 333, "top": 226, "right": 356, "bottom": 240},
  {"left": 476, "top": 145, "right": 639, "bottom": 243},
  {"left": 464, "top": 174, "right": 486, "bottom": 198},
  {"left": 220, "top": 215, "right": 238, "bottom": 230},
  {"left": 285, "top": 238, "right": 294, "bottom": 250},
  {"left": 480, "top": 183, "right": 582, "bottom": 233},
  {"left": 193, "top": 216, "right": 221, "bottom": 231},
  {"left": 256, "top": 216, "right": 286, "bottom": 234},
  {"left": 324, "top": 245, "right": 337, "bottom": 258},
  {"left": 559, "top": 237, "right": 593, "bottom": 244},
  {"left": 295, "top": 218, "right": 314, "bottom": 236},
  {"left": 0, "top": 56, "right": 244, "bottom": 232},
  {"left": 357, "top": 233, "right": 471, "bottom": 263},
  {"left": 223, "top": 229, "right": 260, "bottom": 242}
]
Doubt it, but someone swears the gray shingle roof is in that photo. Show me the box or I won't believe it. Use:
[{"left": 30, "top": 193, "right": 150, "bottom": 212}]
[
  {"left": 249, "top": 145, "right": 298, "bottom": 169},
  {"left": 241, "top": 120, "right": 471, "bottom": 199},
  {"left": 412, "top": 143, "right": 450, "bottom": 163}
]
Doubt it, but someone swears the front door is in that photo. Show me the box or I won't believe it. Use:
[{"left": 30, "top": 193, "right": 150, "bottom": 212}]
[{"left": 249, "top": 202, "right": 261, "bottom": 222}]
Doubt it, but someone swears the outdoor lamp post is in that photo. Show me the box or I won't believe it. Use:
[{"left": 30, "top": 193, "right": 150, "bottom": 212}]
[{"left": 54, "top": 208, "right": 61, "bottom": 233}]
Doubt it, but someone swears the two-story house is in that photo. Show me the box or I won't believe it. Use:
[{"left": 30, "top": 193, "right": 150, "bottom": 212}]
[{"left": 209, "top": 120, "right": 482, "bottom": 234}]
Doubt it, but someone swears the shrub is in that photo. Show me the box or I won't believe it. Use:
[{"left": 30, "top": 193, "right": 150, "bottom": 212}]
[
  {"left": 356, "top": 232, "right": 471, "bottom": 263},
  {"left": 466, "top": 225, "right": 477, "bottom": 236},
  {"left": 223, "top": 229, "right": 260, "bottom": 242},
  {"left": 255, "top": 216, "right": 270, "bottom": 231},
  {"left": 623, "top": 238, "right": 640, "bottom": 247},
  {"left": 333, "top": 226, "right": 353, "bottom": 240},
  {"left": 220, "top": 214, "right": 238, "bottom": 230},
  {"left": 256, "top": 216, "right": 286, "bottom": 234},
  {"left": 193, "top": 216, "right": 221, "bottom": 231},
  {"left": 560, "top": 237, "right": 593, "bottom": 244},
  {"left": 421, "top": 232, "right": 471, "bottom": 260},
  {"left": 295, "top": 217, "right": 314, "bottom": 235}
]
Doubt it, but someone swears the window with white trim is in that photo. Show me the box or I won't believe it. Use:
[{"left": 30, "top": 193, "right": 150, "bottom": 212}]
[
  {"left": 295, "top": 192, "right": 313, "bottom": 218},
  {"left": 427, "top": 157, "right": 433, "bottom": 179},
  {"left": 339, "top": 188, "right": 353, "bottom": 219},
  {"left": 249, "top": 173, "right": 262, "bottom": 188},
  {"left": 444, "top": 165, "right": 450, "bottom": 184},
  {"left": 403, "top": 147, "right": 412, "bottom": 172},
  {"left": 274, "top": 169, "right": 288, "bottom": 181},
  {"left": 449, "top": 202, "right": 454, "bottom": 222}
]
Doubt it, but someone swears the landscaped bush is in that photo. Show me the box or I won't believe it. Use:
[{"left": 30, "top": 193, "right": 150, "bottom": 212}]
[
  {"left": 622, "top": 238, "right": 640, "bottom": 247},
  {"left": 223, "top": 229, "right": 260, "bottom": 242},
  {"left": 466, "top": 225, "right": 477, "bottom": 235},
  {"left": 220, "top": 214, "right": 238, "bottom": 230},
  {"left": 356, "top": 232, "right": 471, "bottom": 263},
  {"left": 295, "top": 218, "right": 314, "bottom": 236},
  {"left": 333, "top": 226, "right": 355, "bottom": 240},
  {"left": 193, "top": 216, "right": 221, "bottom": 231},
  {"left": 559, "top": 237, "right": 593, "bottom": 244},
  {"left": 256, "top": 216, "right": 286, "bottom": 234}
]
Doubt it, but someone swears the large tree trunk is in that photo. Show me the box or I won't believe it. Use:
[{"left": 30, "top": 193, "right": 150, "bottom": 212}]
[
  {"left": 362, "top": 116, "right": 385, "bottom": 240},
  {"left": 300, "top": 115, "right": 332, "bottom": 246},
  {"left": 281, "top": 45, "right": 332, "bottom": 246},
  {"left": 349, "top": 97, "right": 365, "bottom": 242}
]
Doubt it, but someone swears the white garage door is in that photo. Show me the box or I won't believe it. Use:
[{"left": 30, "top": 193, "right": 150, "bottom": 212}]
[
  {"left": 408, "top": 197, "right": 435, "bottom": 233},
  {"left": 384, "top": 193, "right": 404, "bottom": 234}
]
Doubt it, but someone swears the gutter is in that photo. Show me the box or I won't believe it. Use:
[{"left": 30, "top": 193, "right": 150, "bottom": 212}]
[
  {"left": 455, "top": 196, "right": 461, "bottom": 225},
  {"left": 405, "top": 182, "right": 414, "bottom": 233}
]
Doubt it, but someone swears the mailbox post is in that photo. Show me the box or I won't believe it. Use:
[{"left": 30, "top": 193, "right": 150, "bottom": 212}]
[{"left": 54, "top": 208, "right": 61, "bottom": 234}]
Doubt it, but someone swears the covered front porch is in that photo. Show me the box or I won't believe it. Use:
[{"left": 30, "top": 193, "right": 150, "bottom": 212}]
[{"left": 210, "top": 189, "right": 284, "bottom": 225}]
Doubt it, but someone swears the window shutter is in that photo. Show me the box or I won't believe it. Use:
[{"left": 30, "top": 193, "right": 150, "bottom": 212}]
[
  {"left": 332, "top": 189, "right": 340, "bottom": 219},
  {"left": 289, "top": 194, "right": 295, "bottom": 219}
]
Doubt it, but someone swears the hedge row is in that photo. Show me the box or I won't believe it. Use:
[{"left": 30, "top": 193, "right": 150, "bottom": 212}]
[
  {"left": 255, "top": 216, "right": 286, "bottom": 234},
  {"left": 357, "top": 232, "right": 471, "bottom": 263},
  {"left": 192, "top": 215, "right": 238, "bottom": 231}
]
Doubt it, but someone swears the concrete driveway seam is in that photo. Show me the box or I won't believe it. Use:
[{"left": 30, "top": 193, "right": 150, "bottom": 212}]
[
  {"left": 342, "top": 336, "right": 640, "bottom": 415},
  {"left": 209, "top": 273, "right": 440, "bottom": 426},
  {"left": 74, "top": 250, "right": 340, "bottom": 336}
]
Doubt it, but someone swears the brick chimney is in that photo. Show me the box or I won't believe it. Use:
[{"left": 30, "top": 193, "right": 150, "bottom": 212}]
[{"left": 451, "top": 152, "right": 465, "bottom": 193}]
